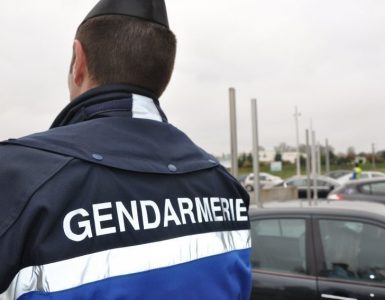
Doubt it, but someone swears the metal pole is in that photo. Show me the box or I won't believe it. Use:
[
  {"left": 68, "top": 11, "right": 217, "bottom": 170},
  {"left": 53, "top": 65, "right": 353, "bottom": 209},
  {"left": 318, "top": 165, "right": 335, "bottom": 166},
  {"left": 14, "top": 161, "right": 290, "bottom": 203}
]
[
  {"left": 229, "top": 88, "right": 238, "bottom": 177},
  {"left": 311, "top": 129, "right": 318, "bottom": 203},
  {"left": 294, "top": 106, "right": 301, "bottom": 176},
  {"left": 305, "top": 130, "right": 311, "bottom": 205},
  {"left": 251, "top": 99, "right": 262, "bottom": 208},
  {"left": 325, "top": 139, "right": 330, "bottom": 174},
  {"left": 372, "top": 143, "right": 376, "bottom": 169},
  {"left": 317, "top": 143, "right": 322, "bottom": 176}
]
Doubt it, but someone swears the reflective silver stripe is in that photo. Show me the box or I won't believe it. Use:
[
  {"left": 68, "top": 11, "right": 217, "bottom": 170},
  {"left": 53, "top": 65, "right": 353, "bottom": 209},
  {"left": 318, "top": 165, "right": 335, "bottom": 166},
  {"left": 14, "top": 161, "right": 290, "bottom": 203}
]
[
  {"left": 321, "top": 294, "right": 357, "bottom": 300},
  {"left": 132, "top": 94, "right": 162, "bottom": 122},
  {"left": 0, "top": 230, "right": 250, "bottom": 300}
]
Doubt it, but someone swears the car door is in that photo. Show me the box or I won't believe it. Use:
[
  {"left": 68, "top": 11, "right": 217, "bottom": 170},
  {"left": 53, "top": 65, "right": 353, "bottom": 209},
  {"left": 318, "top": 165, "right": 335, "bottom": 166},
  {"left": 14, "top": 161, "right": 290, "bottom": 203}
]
[
  {"left": 259, "top": 175, "right": 267, "bottom": 188},
  {"left": 250, "top": 215, "right": 317, "bottom": 300},
  {"left": 286, "top": 178, "right": 308, "bottom": 198},
  {"left": 315, "top": 179, "right": 334, "bottom": 198},
  {"left": 313, "top": 216, "right": 385, "bottom": 300},
  {"left": 358, "top": 181, "right": 385, "bottom": 203}
]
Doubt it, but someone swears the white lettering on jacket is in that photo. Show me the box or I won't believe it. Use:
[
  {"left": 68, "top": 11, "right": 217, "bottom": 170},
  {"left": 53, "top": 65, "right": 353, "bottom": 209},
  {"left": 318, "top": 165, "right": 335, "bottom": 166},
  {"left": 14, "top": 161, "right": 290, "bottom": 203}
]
[{"left": 63, "top": 197, "right": 248, "bottom": 242}]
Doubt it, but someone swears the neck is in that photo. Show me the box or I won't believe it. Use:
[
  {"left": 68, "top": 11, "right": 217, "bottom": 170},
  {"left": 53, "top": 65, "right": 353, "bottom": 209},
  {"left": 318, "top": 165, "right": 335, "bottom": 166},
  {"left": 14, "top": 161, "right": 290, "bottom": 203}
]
[{"left": 70, "top": 80, "right": 98, "bottom": 102}]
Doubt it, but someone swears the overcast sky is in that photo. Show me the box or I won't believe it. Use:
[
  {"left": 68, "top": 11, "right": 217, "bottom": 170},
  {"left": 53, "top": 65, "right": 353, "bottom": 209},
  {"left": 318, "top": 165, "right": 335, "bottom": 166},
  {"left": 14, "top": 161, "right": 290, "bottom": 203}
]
[{"left": 1, "top": 0, "right": 385, "bottom": 156}]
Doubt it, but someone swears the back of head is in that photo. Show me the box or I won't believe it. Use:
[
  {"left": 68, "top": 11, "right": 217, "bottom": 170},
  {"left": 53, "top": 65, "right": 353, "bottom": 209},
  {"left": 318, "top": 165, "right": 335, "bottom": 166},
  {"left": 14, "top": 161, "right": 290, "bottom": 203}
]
[{"left": 74, "top": 0, "right": 176, "bottom": 98}]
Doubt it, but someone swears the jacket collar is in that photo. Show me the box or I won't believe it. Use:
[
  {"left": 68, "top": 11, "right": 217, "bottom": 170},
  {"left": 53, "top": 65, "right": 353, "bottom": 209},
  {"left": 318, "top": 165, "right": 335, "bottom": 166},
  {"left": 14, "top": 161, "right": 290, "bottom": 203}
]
[
  {"left": 51, "top": 84, "right": 167, "bottom": 128},
  {"left": 5, "top": 86, "right": 220, "bottom": 175}
]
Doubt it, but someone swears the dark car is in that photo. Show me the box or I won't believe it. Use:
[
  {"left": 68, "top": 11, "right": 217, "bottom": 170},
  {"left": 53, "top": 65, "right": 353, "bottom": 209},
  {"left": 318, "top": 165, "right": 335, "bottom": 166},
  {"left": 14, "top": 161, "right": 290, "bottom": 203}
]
[
  {"left": 275, "top": 176, "right": 340, "bottom": 198},
  {"left": 250, "top": 200, "right": 385, "bottom": 299},
  {"left": 328, "top": 178, "right": 385, "bottom": 203}
]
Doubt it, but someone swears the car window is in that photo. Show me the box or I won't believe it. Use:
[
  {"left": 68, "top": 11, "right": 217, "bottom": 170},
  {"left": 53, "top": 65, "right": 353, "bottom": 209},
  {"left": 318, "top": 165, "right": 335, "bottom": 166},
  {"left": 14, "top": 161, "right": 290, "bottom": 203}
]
[
  {"left": 370, "top": 182, "right": 385, "bottom": 195},
  {"left": 361, "top": 173, "right": 369, "bottom": 179},
  {"left": 360, "top": 184, "right": 372, "bottom": 194},
  {"left": 319, "top": 220, "right": 385, "bottom": 284},
  {"left": 287, "top": 179, "right": 306, "bottom": 187},
  {"left": 372, "top": 173, "right": 385, "bottom": 178},
  {"left": 251, "top": 218, "right": 307, "bottom": 274},
  {"left": 316, "top": 179, "right": 330, "bottom": 187},
  {"left": 259, "top": 175, "right": 267, "bottom": 181}
]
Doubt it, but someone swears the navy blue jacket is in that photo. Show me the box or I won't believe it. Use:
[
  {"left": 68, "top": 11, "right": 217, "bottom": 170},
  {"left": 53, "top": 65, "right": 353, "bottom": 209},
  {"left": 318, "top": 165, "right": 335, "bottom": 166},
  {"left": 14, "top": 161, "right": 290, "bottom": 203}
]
[{"left": 0, "top": 85, "right": 251, "bottom": 300}]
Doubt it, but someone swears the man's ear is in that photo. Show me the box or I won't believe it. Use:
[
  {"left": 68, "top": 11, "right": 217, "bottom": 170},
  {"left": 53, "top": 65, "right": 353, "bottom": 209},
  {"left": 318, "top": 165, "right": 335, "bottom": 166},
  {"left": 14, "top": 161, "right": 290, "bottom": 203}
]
[{"left": 71, "top": 40, "right": 88, "bottom": 86}]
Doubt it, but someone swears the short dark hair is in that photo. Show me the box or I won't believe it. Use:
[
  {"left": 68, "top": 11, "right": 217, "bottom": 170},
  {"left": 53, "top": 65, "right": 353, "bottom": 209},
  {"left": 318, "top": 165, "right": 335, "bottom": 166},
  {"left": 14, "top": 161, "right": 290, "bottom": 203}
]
[{"left": 74, "top": 15, "right": 176, "bottom": 97}]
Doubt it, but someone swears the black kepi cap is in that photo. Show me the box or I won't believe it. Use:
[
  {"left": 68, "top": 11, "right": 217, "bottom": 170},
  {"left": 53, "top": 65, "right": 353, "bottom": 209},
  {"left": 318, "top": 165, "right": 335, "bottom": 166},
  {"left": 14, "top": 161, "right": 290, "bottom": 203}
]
[{"left": 82, "top": 0, "right": 169, "bottom": 28}]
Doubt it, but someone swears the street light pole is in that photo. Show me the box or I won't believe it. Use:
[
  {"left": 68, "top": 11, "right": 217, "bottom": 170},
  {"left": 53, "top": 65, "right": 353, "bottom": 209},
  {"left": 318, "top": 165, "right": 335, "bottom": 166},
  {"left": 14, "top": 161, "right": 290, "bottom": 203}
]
[
  {"left": 372, "top": 143, "right": 376, "bottom": 169},
  {"left": 310, "top": 121, "right": 318, "bottom": 204},
  {"left": 325, "top": 139, "right": 330, "bottom": 174},
  {"left": 251, "top": 99, "right": 262, "bottom": 208},
  {"left": 305, "top": 129, "right": 311, "bottom": 204},
  {"left": 294, "top": 106, "right": 301, "bottom": 176},
  {"left": 229, "top": 88, "right": 238, "bottom": 178}
]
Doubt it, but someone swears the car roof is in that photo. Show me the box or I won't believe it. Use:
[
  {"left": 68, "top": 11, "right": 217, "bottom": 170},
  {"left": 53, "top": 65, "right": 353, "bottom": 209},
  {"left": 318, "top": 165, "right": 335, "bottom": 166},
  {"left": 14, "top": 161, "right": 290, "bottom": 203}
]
[
  {"left": 249, "top": 200, "right": 385, "bottom": 221},
  {"left": 248, "top": 172, "right": 273, "bottom": 176},
  {"left": 285, "top": 175, "right": 339, "bottom": 183},
  {"left": 326, "top": 169, "right": 350, "bottom": 173},
  {"left": 339, "top": 171, "right": 385, "bottom": 178},
  {"left": 341, "top": 177, "right": 385, "bottom": 186},
  {"left": 325, "top": 170, "right": 351, "bottom": 177}
]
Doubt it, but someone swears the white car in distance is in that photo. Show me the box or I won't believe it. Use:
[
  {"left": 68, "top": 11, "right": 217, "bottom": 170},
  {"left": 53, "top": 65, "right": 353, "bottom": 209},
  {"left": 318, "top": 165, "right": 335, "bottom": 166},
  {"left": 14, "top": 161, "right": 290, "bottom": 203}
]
[{"left": 244, "top": 172, "right": 283, "bottom": 191}]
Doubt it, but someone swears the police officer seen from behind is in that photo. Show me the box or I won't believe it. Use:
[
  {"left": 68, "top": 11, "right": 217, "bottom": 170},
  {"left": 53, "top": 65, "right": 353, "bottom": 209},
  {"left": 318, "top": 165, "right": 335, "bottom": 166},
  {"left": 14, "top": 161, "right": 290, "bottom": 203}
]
[{"left": 0, "top": 0, "right": 251, "bottom": 299}]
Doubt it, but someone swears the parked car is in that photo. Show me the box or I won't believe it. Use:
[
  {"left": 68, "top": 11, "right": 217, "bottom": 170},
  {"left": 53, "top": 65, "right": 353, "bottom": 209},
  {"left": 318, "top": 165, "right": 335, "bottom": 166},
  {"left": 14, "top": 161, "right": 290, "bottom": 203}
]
[
  {"left": 236, "top": 175, "right": 247, "bottom": 186},
  {"left": 324, "top": 169, "right": 351, "bottom": 180},
  {"left": 336, "top": 171, "right": 385, "bottom": 184},
  {"left": 328, "top": 178, "right": 385, "bottom": 203},
  {"left": 250, "top": 200, "right": 385, "bottom": 299},
  {"left": 244, "top": 172, "right": 283, "bottom": 191},
  {"left": 275, "top": 176, "right": 340, "bottom": 198}
]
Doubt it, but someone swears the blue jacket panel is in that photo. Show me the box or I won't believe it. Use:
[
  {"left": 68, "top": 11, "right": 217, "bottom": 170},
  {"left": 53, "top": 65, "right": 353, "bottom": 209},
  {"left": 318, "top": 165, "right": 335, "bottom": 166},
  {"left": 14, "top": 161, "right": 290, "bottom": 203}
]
[{"left": 0, "top": 84, "right": 252, "bottom": 299}]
